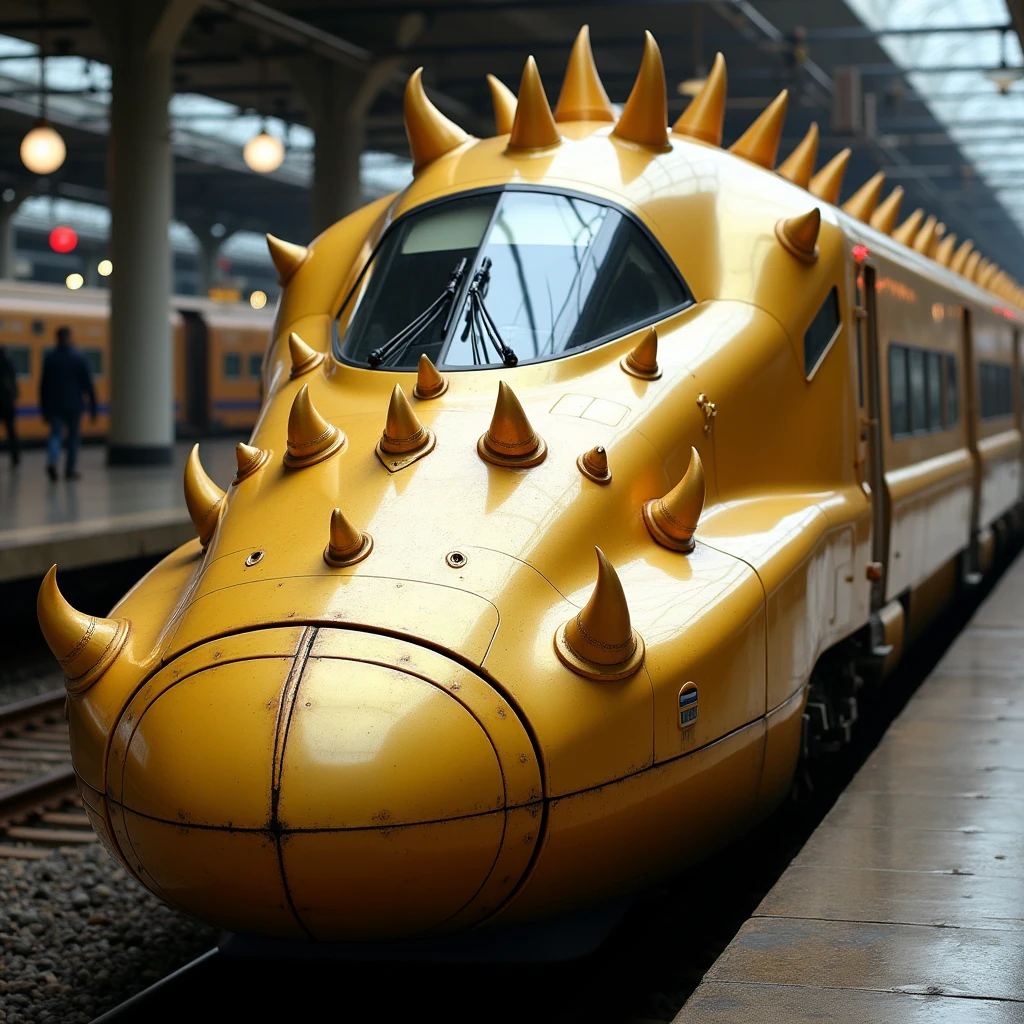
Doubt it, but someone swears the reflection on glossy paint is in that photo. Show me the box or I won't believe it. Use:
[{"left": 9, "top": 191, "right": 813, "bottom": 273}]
[{"left": 876, "top": 275, "right": 917, "bottom": 303}]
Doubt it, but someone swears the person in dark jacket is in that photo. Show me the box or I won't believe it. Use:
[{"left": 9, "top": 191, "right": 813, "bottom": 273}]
[
  {"left": 40, "top": 325, "right": 96, "bottom": 481},
  {"left": 0, "top": 346, "right": 19, "bottom": 467}
]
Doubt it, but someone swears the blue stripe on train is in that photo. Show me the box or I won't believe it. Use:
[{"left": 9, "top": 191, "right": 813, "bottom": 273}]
[
  {"left": 15, "top": 404, "right": 111, "bottom": 417},
  {"left": 212, "top": 399, "right": 262, "bottom": 411}
]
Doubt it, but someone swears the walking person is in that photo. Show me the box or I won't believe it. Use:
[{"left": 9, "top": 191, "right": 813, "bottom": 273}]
[
  {"left": 0, "top": 345, "right": 19, "bottom": 468},
  {"left": 40, "top": 326, "right": 96, "bottom": 481}
]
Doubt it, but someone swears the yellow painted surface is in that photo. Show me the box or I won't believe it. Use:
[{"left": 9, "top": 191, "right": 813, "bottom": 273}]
[{"left": 44, "top": 36, "right": 1024, "bottom": 941}]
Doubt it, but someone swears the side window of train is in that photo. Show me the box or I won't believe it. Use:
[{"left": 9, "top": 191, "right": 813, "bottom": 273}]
[
  {"left": 889, "top": 344, "right": 909, "bottom": 436},
  {"left": 7, "top": 346, "right": 31, "bottom": 378},
  {"left": 804, "top": 286, "right": 841, "bottom": 377},
  {"left": 223, "top": 352, "right": 242, "bottom": 380},
  {"left": 83, "top": 349, "right": 103, "bottom": 378},
  {"left": 979, "top": 360, "right": 1014, "bottom": 420},
  {"left": 248, "top": 353, "right": 263, "bottom": 379},
  {"left": 890, "top": 343, "right": 959, "bottom": 438},
  {"left": 946, "top": 354, "right": 959, "bottom": 427}
]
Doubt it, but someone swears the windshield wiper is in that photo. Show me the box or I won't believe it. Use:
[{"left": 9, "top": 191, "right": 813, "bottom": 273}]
[
  {"left": 460, "top": 258, "right": 518, "bottom": 367},
  {"left": 367, "top": 257, "right": 467, "bottom": 367}
]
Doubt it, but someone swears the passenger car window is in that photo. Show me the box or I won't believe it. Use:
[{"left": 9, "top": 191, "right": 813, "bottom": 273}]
[
  {"left": 804, "top": 287, "right": 841, "bottom": 377},
  {"left": 979, "top": 360, "right": 1013, "bottom": 420},
  {"left": 7, "top": 346, "right": 30, "bottom": 377},
  {"left": 890, "top": 344, "right": 909, "bottom": 437},
  {"left": 337, "top": 189, "right": 690, "bottom": 370},
  {"left": 83, "top": 348, "right": 103, "bottom": 377},
  {"left": 927, "top": 351, "right": 943, "bottom": 430},
  {"left": 908, "top": 348, "right": 927, "bottom": 431},
  {"left": 248, "top": 353, "right": 263, "bottom": 379},
  {"left": 946, "top": 354, "right": 959, "bottom": 427},
  {"left": 223, "top": 352, "right": 241, "bottom": 380}
]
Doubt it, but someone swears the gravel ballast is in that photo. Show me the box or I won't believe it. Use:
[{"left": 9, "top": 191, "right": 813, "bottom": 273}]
[{"left": 0, "top": 844, "right": 216, "bottom": 1022}]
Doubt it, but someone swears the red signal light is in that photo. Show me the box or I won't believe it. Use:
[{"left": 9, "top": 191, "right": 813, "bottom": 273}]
[
  {"left": 49, "top": 226, "right": 78, "bottom": 254},
  {"left": 852, "top": 244, "right": 869, "bottom": 262}
]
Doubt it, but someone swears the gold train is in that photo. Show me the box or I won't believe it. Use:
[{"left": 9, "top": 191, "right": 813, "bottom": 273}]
[{"left": 38, "top": 29, "right": 1024, "bottom": 950}]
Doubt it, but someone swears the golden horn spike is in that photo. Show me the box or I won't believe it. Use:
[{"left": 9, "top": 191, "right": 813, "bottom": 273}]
[
  {"left": 414, "top": 353, "right": 449, "bottom": 399},
  {"left": 555, "top": 547, "right": 645, "bottom": 679},
  {"left": 577, "top": 444, "right": 612, "bottom": 484},
  {"left": 729, "top": 89, "right": 788, "bottom": 169},
  {"left": 404, "top": 67, "right": 471, "bottom": 171},
  {"left": 776, "top": 122, "right": 819, "bottom": 188},
  {"left": 379, "top": 384, "right": 431, "bottom": 454},
  {"left": 672, "top": 51, "right": 727, "bottom": 145},
  {"left": 284, "top": 383, "right": 345, "bottom": 468},
  {"left": 478, "top": 380, "right": 547, "bottom": 468},
  {"left": 507, "top": 55, "right": 560, "bottom": 150},
  {"left": 288, "top": 331, "right": 324, "bottom": 378},
  {"left": 324, "top": 507, "right": 373, "bottom": 568},
  {"left": 949, "top": 240, "right": 974, "bottom": 275},
  {"left": 486, "top": 74, "right": 517, "bottom": 135},
  {"left": 981, "top": 262, "right": 999, "bottom": 289},
  {"left": 37, "top": 565, "right": 130, "bottom": 694},
  {"left": 935, "top": 233, "right": 958, "bottom": 268},
  {"left": 620, "top": 326, "right": 661, "bottom": 380},
  {"left": 266, "top": 234, "right": 308, "bottom": 285},
  {"left": 184, "top": 443, "right": 225, "bottom": 549},
  {"left": 808, "top": 148, "right": 851, "bottom": 205},
  {"left": 643, "top": 446, "right": 706, "bottom": 552},
  {"left": 972, "top": 255, "right": 990, "bottom": 283},
  {"left": 775, "top": 208, "right": 820, "bottom": 264},
  {"left": 841, "top": 171, "right": 886, "bottom": 223},
  {"left": 912, "top": 214, "right": 938, "bottom": 255},
  {"left": 612, "top": 30, "right": 669, "bottom": 149},
  {"left": 892, "top": 208, "right": 925, "bottom": 246},
  {"left": 233, "top": 441, "right": 270, "bottom": 484},
  {"left": 963, "top": 250, "right": 982, "bottom": 281},
  {"left": 555, "top": 24, "right": 615, "bottom": 123},
  {"left": 869, "top": 187, "right": 905, "bottom": 235}
]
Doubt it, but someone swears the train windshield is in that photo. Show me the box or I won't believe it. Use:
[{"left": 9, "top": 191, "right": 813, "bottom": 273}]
[{"left": 337, "top": 189, "right": 690, "bottom": 370}]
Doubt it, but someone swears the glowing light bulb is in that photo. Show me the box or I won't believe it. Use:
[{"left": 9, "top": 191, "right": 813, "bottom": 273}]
[
  {"left": 249, "top": 290, "right": 267, "bottom": 310},
  {"left": 97, "top": 259, "right": 112, "bottom": 277},
  {"left": 243, "top": 131, "right": 284, "bottom": 174},
  {"left": 65, "top": 273, "right": 84, "bottom": 290},
  {"left": 20, "top": 121, "right": 66, "bottom": 175}
]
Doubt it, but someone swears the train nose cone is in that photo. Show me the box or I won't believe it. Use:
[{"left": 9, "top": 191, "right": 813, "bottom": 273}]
[{"left": 105, "top": 627, "right": 541, "bottom": 941}]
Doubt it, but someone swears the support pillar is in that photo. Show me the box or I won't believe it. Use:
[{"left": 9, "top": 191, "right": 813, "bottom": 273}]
[
  {"left": 86, "top": 0, "right": 201, "bottom": 464},
  {"left": 0, "top": 190, "right": 30, "bottom": 281},
  {"left": 182, "top": 221, "right": 234, "bottom": 296},
  {"left": 287, "top": 58, "right": 396, "bottom": 238}
]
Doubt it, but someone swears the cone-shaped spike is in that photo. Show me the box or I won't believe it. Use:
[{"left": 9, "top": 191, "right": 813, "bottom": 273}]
[
  {"left": 934, "top": 233, "right": 958, "bottom": 268},
  {"left": 233, "top": 442, "right": 270, "bottom": 484},
  {"left": 612, "top": 31, "right": 669, "bottom": 149},
  {"left": 869, "top": 187, "right": 905, "bottom": 235},
  {"left": 507, "top": 56, "right": 560, "bottom": 150},
  {"left": 672, "top": 51, "right": 727, "bottom": 145},
  {"left": 555, "top": 25, "right": 615, "bottom": 123},
  {"left": 912, "top": 214, "right": 938, "bottom": 255},
  {"left": 414, "top": 353, "right": 449, "bottom": 399},
  {"left": 37, "top": 566, "right": 130, "bottom": 694},
  {"left": 965, "top": 252, "right": 984, "bottom": 282},
  {"left": 266, "top": 234, "right": 308, "bottom": 285},
  {"left": 643, "top": 447, "right": 706, "bottom": 552},
  {"left": 577, "top": 444, "right": 612, "bottom": 484},
  {"left": 478, "top": 381, "right": 547, "bottom": 468},
  {"left": 775, "top": 208, "right": 820, "bottom": 264},
  {"left": 184, "top": 443, "right": 225, "bottom": 549},
  {"left": 284, "top": 383, "right": 345, "bottom": 468},
  {"left": 288, "top": 331, "right": 324, "bottom": 378},
  {"left": 892, "top": 208, "right": 924, "bottom": 247},
  {"left": 950, "top": 241, "right": 975, "bottom": 276},
  {"left": 620, "top": 326, "right": 661, "bottom": 379},
  {"left": 980, "top": 262, "right": 999, "bottom": 289},
  {"left": 486, "top": 74, "right": 517, "bottom": 135},
  {"left": 776, "top": 122, "right": 819, "bottom": 188},
  {"left": 555, "top": 547, "right": 645, "bottom": 679},
  {"left": 729, "top": 89, "right": 788, "bottom": 169},
  {"left": 841, "top": 172, "right": 886, "bottom": 223},
  {"left": 324, "top": 507, "right": 373, "bottom": 568},
  {"left": 404, "top": 67, "right": 471, "bottom": 171},
  {"left": 379, "top": 384, "right": 432, "bottom": 455},
  {"left": 929, "top": 223, "right": 946, "bottom": 259},
  {"left": 808, "top": 148, "right": 851, "bottom": 205}
]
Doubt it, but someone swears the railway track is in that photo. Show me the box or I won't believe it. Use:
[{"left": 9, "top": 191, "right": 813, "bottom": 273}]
[{"left": 0, "top": 688, "right": 94, "bottom": 857}]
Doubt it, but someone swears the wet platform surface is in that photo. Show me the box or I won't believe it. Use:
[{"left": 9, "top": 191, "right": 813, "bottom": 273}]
[
  {"left": 675, "top": 556, "right": 1024, "bottom": 1023},
  {"left": 0, "top": 440, "right": 239, "bottom": 582}
]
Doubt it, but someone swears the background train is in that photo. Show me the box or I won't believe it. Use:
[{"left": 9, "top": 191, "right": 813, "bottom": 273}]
[{"left": 0, "top": 279, "right": 272, "bottom": 440}]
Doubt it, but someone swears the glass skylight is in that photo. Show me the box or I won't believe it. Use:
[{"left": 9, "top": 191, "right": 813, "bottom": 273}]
[{"left": 844, "top": 0, "right": 1024, "bottom": 237}]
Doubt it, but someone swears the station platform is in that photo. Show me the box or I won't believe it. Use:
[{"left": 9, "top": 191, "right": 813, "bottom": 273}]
[
  {"left": 675, "top": 556, "right": 1024, "bottom": 1022},
  {"left": 0, "top": 439, "right": 239, "bottom": 583}
]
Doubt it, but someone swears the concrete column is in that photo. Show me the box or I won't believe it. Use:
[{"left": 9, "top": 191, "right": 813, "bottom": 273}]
[
  {"left": 0, "top": 190, "right": 30, "bottom": 281},
  {"left": 86, "top": 0, "right": 201, "bottom": 464},
  {"left": 183, "top": 223, "right": 235, "bottom": 296},
  {"left": 287, "top": 58, "right": 396, "bottom": 238}
]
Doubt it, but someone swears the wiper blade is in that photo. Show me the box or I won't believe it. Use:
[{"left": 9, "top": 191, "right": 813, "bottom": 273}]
[
  {"left": 367, "top": 258, "right": 466, "bottom": 367},
  {"left": 461, "top": 258, "right": 518, "bottom": 368}
]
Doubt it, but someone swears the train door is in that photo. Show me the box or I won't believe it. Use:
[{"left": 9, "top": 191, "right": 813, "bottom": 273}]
[
  {"left": 962, "top": 309, "right": 981, "bottom": 550},
  {"left": 857, "top": 264, "right": 888, "bottom": 612},
  {"left": 180, "top": 309, "right": 209, "bottom": 434}
]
